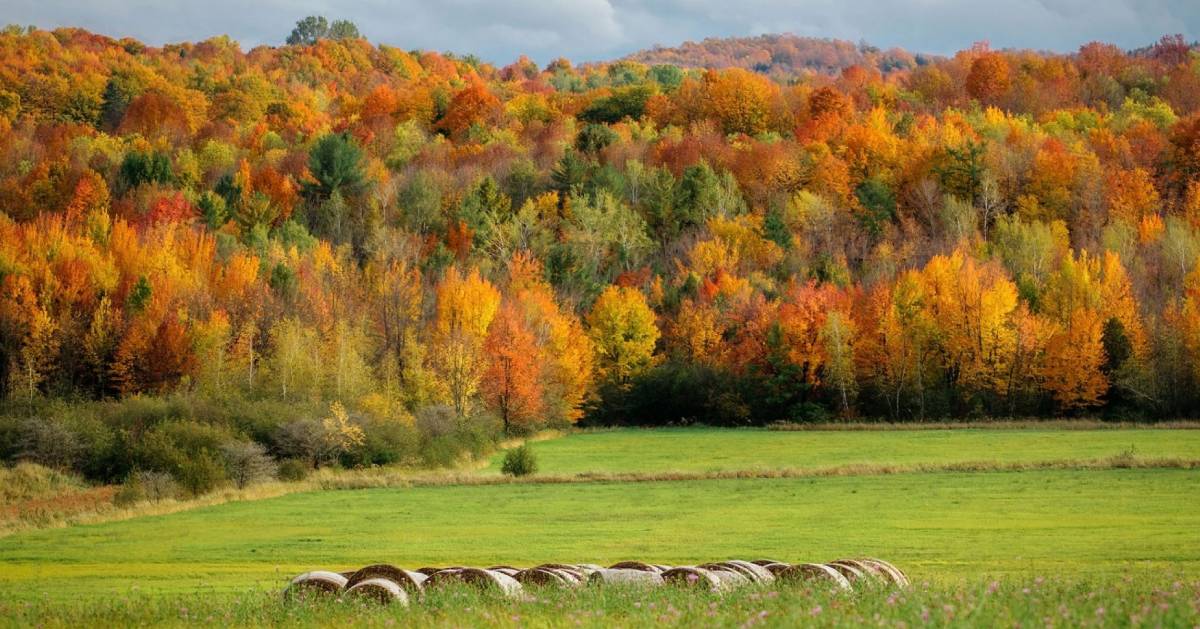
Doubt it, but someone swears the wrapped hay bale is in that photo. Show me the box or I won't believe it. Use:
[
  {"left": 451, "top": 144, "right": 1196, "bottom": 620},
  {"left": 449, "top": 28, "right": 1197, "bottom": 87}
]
[
  {"left": 425, "top": 568, "right": 524, "bottom": 598},
  {"left": 346, "top": 564, "right": 427, "bottom": 598},
  {"left": 608, "top": 561, "right": 662, "bottom": 572},
  {"left": 345, "top": 578, "right": 409, "bottom": 606},
  {"left": 776, "top": 563, "right": 852, "bottom": 590},
  {"left": 750, "top": 559, "right": 783, "bottom": 567},
  {"left": 588, "top": 568, "right": 665, "bottom": 587},
  {"left": 284, "top": 571, "right": 348, "bottom": 599},
  {"left": 662, "top": 566, "right": 723, "bottom": 592},
  {"left": 855, "top": 558, "right": 910, "bottom": 587},
  {"left": 575, "top": 563, "right": 605, "bottom": 574}
]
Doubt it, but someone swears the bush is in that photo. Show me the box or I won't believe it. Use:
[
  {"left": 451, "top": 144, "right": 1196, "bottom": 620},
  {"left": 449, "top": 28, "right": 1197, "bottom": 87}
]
[
  {"left": 219, "top": 441, "right": 277, "bottom": 489},
  {"left": 501, "top": 445, "right": 537, "bottom": 477},
  {"left": 175, "top": 451, "right": 226, "bottom": 496},
  {"left": 276, "top": 458, "right": 310, "bottom": 482},
  {"left": 17, "top": 418, "right": 81, "bottom": 469},
  {"left": 272, "top": 418, "right": 331, "bottom": 469},
  {"left": 115, "top": 470, "right": 178, "bottom": 506}
]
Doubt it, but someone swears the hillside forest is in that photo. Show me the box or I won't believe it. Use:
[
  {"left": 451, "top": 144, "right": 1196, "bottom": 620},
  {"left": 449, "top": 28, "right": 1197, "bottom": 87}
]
[{"left": 1, "top": 21, "right": 1200, "bottom": 491}]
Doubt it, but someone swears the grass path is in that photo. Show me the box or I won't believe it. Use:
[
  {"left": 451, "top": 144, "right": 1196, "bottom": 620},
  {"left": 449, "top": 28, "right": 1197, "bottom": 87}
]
[{"left": 1, "top": 468, "right": 1197, "bottom": 599}]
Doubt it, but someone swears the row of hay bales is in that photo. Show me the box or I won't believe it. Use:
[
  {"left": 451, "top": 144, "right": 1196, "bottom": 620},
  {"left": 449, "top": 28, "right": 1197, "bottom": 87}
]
[{"left": 286, "top": 557, "right": 907, "bottom": 606}]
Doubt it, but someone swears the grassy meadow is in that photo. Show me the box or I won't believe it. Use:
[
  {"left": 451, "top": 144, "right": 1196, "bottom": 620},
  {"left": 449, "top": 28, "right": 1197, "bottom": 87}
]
[
  {"left": 2, "top": 426, "right": 1199, "bottom": 626},
  {"left": 480, "top": 426, "right": 1200, "bottom": 475}
]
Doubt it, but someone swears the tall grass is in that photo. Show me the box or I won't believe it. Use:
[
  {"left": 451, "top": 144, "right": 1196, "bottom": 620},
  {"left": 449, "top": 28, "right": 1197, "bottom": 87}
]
[{"left": 0, "top": 575, "right": 1196, "bottom": 628}]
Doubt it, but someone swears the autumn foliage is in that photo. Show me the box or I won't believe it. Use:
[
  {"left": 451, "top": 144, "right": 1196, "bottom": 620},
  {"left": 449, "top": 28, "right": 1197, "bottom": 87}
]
[{"left": 0, "top": 25, "right": 1199, "bottom": 444}]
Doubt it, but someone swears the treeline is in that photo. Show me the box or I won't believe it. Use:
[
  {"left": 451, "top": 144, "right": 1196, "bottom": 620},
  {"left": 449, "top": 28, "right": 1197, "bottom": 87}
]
[
  {"left": 622, "top": 33, "right": 922, "bottom": 79},
  {"left": 1, "top": 23, "right": 1200, "bottom": 490}
]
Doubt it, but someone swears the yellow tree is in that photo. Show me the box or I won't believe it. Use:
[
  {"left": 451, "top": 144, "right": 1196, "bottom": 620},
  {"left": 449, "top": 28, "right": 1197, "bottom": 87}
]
[
  {"left": 1040, "top": 307, "right": 1109, "bottom": 410},
  {"left": 920, "top": 251, "right": 1018, "bottom": 400},
  {"left": 432, "top": 267, "right": 500, "bottom": 417},
  {"left": 587, "top": 286, "right": 659, "bottom": 386}
]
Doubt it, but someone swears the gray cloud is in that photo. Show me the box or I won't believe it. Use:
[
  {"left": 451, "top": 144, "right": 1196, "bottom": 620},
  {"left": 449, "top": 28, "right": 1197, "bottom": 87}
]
[{"left": 5, "top": 0, "right": 1197, "bottom": 64}]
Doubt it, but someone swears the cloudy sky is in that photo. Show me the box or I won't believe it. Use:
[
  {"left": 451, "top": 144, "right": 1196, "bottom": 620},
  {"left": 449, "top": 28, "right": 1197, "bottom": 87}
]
[{"left": 7, "top": 0, "right": 1198, "bottom": 64}]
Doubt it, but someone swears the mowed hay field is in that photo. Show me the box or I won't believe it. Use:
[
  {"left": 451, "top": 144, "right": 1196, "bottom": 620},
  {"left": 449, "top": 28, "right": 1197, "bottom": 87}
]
[
  {"left": 2, "top": 427, "right": 1200, "bottom": 626},
  {"left": 481, "top": 426, "right": 1200, "bottom": 475}
]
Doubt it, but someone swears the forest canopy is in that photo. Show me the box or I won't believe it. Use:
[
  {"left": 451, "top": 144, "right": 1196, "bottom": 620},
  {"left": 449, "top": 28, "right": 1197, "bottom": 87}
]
[{"left": 1, "top": 24, "right": 1200, "bottom": 486}]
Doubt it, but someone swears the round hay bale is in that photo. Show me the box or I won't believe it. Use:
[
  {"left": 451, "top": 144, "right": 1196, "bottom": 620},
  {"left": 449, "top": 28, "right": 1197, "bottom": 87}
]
[
  {"left": 551, "top": 569, "right": 583, "bottom": 585},
  {"left": 515, "top": 567, "right": 581, "bottom": 588},
  {"left": 661, "top": 566, "right": 722, "bottom": 592},
  {"left": 762, "top": 562, "right": 792, "bottom": 576},
  {"left": 824, "top": 561, "right": 866, "bottom": 583},
  {"left": 750, "top": 559, "right": 783, "bottom": 567},
  {"left": 574, "top": 563, "right": 605, "bottom": 574},
  {"left": 708, "top": 569, "right": 749, "bottom": 590},
  {"left": 487, "top": 565, "right": 519, "bottom": 571},
  {"left": 534, "top": 562, "right": 584, "bottom": 574},
  {"left": 588, "top": 568, "right": 665, "bottom": 587},
  {"left": 426, "top": 568, "right": 524, "bottom": 598},
  {"left": 415, "top": 566, "right": 445, "bottom": 576},
  {"left": 339, "top": 571, "right": 357, "bottom": 579},
  {"left": 345, "top": 578, "right": 409, "bottom": 606},
  {"left": 855, "top": 558, "right": 910, "bottom": 587},
  {"left": 608, "top": 561, "right": 661, "bottom": 573},
  {"left": 346, "top": 564, "right": 427, "bottom": 597},
  {"left": 829, "top": 559, "right": 885, "bottom": 582},
  {"left": 776, "top": 563, "right": 851, "bottom": 590},
  {"left": 284, "top": 571, "right": 348, "bottom": 599},
  {"left": 533, "top": 565, "right": 585, "bottom": 583},
  {"left": 705, "top": 560, "right": 775, "bottom": 584},
  {"left": 489, "top": 567, "right": 521, "bottom": 577}
]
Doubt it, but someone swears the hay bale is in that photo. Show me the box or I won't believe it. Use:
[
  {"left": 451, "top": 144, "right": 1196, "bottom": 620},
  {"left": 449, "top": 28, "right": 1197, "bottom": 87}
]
[
  {"left": 661, "top": 566, "right": 723, "bottom": 592},
  {"left": 284, "top": 571, "right": 348, "bottom": 599},
  {"left": 489, "top": 567, "right": 521, "bottom": 577},
  {"left": 426, "top": 568, "right": 524, "bottom": 598},
  {"left": 750, "top": 559, "right": 783, "bottom": 567},
  {"left": 532, "top": 565, "right": 585, "bottom": 583},
  {"left": 829, "top": 559, "right": 885, "bottom": 582},
  {"left": 575, "top": 563, "right": 605, "bottom": 574},
  {"left": 588, "top": 568, "right": 665, "bottom": 587},
  {"left": 854, "top": 558, "right": 910, "bottom": 587},
  {"left": 708, "top": 569, "right": 749, "bottom": 589},
  {"left": 515, "top": 567, "right": 582, "bottom": 588},
  {"left": 824, "top": 561, "right": 866, "bottom": 583},
  {"left": 762, "top": 562, "right": 792, "bottom": 576},
  {"left": 776, "top": 563, "right": 851, "bottom": 590},
  {"left": 346, "top": 564, "right": 427, "bottom": 597},
  {"left": 534, "top": 562, "right": 584, "bottom": 574},
  {"left": 703, "top": 560, "right": 775, "bottom": 584},
  {"left": 345, "top": 578, "right": 410, "bottom": 606},
  {"left": 608, "top": 561, "right": 662, "bottom": 572}
]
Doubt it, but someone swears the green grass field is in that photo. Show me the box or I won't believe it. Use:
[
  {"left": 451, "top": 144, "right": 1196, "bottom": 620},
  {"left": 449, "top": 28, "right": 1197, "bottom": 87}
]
[
  {"left": 2, "top": 427, "right": 1199, "bottom": 626},
  {"left": 482, "top": 427, "right": 1200, "bottom": 475}
]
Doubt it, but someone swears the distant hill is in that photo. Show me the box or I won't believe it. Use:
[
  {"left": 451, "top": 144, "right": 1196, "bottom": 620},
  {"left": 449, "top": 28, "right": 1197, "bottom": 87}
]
[{"left": 620, "top": 34, "right": 928, "bottom": 78}]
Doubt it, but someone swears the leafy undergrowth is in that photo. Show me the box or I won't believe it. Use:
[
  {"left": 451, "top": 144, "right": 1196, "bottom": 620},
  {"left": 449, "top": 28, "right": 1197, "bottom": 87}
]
[{"left": 1, "top": 577, "right": 1196, "bottom": 628}]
